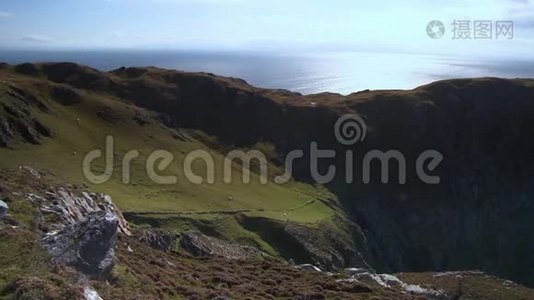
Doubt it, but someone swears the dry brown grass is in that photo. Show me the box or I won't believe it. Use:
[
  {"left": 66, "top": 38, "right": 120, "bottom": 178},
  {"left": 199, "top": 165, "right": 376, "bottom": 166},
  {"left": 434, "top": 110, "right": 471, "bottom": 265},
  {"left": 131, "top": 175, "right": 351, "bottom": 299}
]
[{"left": 94, "top": 234, "right": 394, "bottom": 299}]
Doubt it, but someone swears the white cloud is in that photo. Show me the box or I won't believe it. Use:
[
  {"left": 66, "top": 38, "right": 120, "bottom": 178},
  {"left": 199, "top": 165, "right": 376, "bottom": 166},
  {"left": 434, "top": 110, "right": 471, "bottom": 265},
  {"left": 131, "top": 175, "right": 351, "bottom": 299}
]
[{"left": 21, "top": 35, "right": 52, "bottom": 43}]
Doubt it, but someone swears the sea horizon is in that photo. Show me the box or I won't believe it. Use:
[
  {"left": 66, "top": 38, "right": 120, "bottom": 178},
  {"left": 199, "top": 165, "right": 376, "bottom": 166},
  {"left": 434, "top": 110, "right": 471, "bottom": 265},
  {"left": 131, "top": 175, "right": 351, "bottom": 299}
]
[{"left": 1, "top": 49, "right": 533, "bottom": 95}]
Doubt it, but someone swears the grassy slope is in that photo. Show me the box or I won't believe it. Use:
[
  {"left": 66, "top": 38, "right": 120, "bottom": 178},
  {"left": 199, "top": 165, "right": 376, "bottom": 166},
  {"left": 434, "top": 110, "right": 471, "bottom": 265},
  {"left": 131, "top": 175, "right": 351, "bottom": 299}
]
[
  {"left": 0, "top": 68, "right": 340, "bottom": 256},
  {"left": 3, "top": 67, "right": 534, "bottom": 298}
]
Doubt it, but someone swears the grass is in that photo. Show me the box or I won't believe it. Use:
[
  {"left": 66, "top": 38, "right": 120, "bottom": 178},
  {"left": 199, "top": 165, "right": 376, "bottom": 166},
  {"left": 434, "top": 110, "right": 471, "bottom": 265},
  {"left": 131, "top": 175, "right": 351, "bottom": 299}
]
[
  {"left": 0, "top": 168, "right": 380, "bottom": 299},
  {"left": 0, "top": 75, "right": 336, "bottom": 221},
  {"left": 96, "top": 235, "right": 386, "bottom": 299},
  {"left": 0, "top": 173, "right": 84, "bottom": 299},
  {"left": 0, "top": 69, "right": 342, "bottom": 263},
  {"left": 0, "top": 230, "right": 49, "bottom": 289}
]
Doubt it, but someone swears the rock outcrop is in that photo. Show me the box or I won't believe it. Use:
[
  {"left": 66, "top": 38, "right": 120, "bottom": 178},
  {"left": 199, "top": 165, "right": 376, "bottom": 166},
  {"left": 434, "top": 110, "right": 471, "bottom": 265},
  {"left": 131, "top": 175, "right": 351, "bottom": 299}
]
[
  {"left": 339, "top": 272, "right": 445, "bottom": 299},
  {"left": 180, "top": 231, "right": 265, "bottom": 260},
  {"left": 0, "top": 83, "right": 52, "bottom": 147},
  {"left": 42, "top": 211, "right": 118, "bottom": 280},
  {"left": 138, "top": 228, "right": 177, "bottom": 252},
  {"left": 0, "top": 117, "right": 13, "bottom": 147},
  {"left": 27, "top": 187, "right": 130, "bottom": 236},
  {"left": 16, "top": 167, "right": 131, "bottom": 280},
  {"left": 28, "top": 187, "right": 131, "bottom": 279}
]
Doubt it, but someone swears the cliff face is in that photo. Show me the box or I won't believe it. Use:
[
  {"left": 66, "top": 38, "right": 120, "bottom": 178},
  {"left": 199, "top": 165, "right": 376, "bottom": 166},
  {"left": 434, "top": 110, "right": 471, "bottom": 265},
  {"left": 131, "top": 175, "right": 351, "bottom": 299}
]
[
  {"left": 332, "top": 79, "right": 534, "bottom": 286},
  {"left": 105, "top": 71, "right": 534, "bottom": 286},
  {"left": 2, "top": 62, "right": 534, "bottom": 289}
]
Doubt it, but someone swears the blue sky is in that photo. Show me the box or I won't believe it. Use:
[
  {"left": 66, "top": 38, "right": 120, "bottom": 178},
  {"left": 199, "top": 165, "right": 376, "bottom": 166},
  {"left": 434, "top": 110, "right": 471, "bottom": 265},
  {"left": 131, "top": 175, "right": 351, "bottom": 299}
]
[{"left": 0, "top": 0, "right": 533, "bottom": 59}]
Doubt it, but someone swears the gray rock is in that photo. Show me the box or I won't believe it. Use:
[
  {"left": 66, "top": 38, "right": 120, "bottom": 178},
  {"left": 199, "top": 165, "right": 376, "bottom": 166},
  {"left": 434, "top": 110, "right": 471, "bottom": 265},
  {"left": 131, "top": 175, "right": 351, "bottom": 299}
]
[
  {"left": 0, "top": 199, "right": 8, "bottom": 218},
  {"left": 42, "top": 211, "right": 118, "bottom": 280},
  {"left": 83, "top": 286, "right": 103, "bottom": 300},
  {"left": 180, "top": 231, "right": 265, "bottom": 260},
  {"left": 139, "top": 229, "right": 177, "bottom": 252},
  {"left": 26, "top": 187, "right": 130, "bottom": 236},
  {"left": 295, "top": 264, "right": 322, "bottom": 272},
  {"left": 16, "top": 173, "right": 130, "bottom": 281},
  {"left": 14, "top": 120, "right": 41, "bottom": 144},
  {"left": 283, "top": 220, "right": 360, "bottom": 270},
  {"left": 345, "top": 267, "right": 371, "bottom": 276},
  {"left": 0, "top": 117, "right": 13, "bottom": 147}
]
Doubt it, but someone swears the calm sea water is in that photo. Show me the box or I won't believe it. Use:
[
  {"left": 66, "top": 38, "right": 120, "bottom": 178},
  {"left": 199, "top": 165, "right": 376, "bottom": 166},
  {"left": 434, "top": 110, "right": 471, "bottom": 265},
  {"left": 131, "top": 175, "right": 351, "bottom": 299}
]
[{"left": 0, "top": 50, "right": 532, "bottom": 95}]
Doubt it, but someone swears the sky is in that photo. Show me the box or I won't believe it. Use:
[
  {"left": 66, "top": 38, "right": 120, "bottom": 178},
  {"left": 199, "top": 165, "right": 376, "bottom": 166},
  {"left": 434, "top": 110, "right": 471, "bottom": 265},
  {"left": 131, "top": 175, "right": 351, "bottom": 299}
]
[
  {"left": 0, "top": 0, "right": 533, "bottom": 60},
  {"left": 0, "top": 0, "right": 533, "bottom": 94}
]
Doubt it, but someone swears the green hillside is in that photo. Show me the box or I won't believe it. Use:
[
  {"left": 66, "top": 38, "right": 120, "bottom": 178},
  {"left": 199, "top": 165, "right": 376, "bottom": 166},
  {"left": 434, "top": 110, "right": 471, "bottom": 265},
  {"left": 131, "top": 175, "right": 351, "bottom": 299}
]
[{"left": 0, "top": 64, "right": 343, "bottom": 258}]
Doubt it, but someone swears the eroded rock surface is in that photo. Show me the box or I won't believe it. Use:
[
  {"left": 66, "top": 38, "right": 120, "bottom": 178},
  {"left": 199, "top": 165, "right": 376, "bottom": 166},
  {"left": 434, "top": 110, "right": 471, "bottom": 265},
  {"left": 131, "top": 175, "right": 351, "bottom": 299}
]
[
  {"left": 42, "top": 211, "right": 118, "bottom": 280},
  {"left": 27, "top": 187, "right": 130, "bottom": 236},
  {"left": 0, "top": 83, "right": 52, "bottom": 147},
  {"left": 180, "top": 230, "right": 265, "bottom": 260},
  {"left": 138, "top": 228, "right": 177, "bottom": 252},
  {"left": 12, "top": 167, "right": 131, "bottom": 280}
]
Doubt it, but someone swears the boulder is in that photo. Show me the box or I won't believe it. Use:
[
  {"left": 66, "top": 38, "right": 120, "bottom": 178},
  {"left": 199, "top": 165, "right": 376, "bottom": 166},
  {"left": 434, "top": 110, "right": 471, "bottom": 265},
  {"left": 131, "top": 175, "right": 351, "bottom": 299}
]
[{"left": 42, "top": 211, "right": 118, "bottom": 280}]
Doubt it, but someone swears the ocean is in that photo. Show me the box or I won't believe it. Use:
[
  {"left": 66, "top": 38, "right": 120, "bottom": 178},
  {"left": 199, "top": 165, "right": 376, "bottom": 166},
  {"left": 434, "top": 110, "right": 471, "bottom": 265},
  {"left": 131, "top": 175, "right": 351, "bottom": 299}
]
[{"left": 1, "top": 49, "right": 532, "bottom": 95}]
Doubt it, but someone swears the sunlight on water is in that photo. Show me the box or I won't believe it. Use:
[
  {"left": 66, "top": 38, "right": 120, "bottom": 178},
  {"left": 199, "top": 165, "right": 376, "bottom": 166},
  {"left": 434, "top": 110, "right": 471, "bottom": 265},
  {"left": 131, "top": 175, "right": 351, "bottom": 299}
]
[{"left": 1, "top": 50, "right": 532, "bottom": 95}]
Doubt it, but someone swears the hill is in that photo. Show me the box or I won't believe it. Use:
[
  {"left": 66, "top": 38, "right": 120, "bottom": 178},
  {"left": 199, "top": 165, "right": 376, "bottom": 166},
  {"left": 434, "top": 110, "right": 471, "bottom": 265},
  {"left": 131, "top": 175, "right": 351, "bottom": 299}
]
[{"left": 1, "top": 62, "right": 534, "bottom": 298}]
